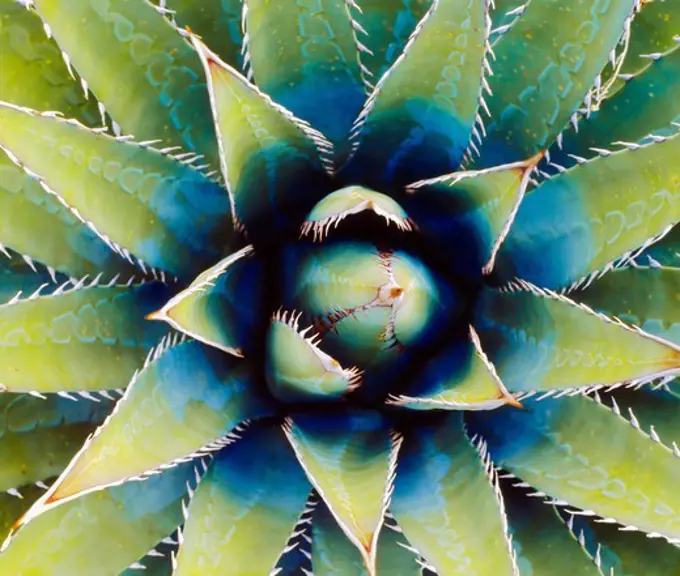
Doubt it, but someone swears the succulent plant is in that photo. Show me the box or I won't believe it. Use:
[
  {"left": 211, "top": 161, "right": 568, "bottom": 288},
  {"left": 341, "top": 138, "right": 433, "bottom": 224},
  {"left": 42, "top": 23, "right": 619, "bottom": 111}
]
[{"left": 0, "top": 0, "right": 679, "bottom": 573}]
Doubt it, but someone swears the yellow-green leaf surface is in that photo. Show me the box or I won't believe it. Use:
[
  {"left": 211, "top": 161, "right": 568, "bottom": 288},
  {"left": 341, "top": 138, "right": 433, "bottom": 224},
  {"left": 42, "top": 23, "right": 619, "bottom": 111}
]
[
  {"left": 244, "top": 0, "right": 366, "bottom": 144},
  {"left": 478, "top": 0, "right": 636, "bottom": 166},
  {"left": 0, "top": 102, "right": 233, "bottom": 279},
  {"left": 0, "top": 484, "right": 46, "bottom": 542},
  {"left": 192, "top": 35, "right": 331, "bottom": 242},
  {"left": 497, "top": 134, "right": 680, "bottom": 289},
  {"left": 284, "top": 411, "right": 399, "bottom": 573},
  {"left": 0, "top": 393, "right": 112, "bottom": 492},
  {"left": 42, "top": 339, "right": 272, "bottom": 506},
  {"left": 470, "top": 395, "right": 680, "bottom": 541},
  {"left": 576, "top": 265, "right": 680, "bottom": 344},
  {"left": 348, "top": 0, "right": 487, "bottom": 186},
  {"left": 0, "top": 282, "right": 168, "bottom": 393},
  {"left": 0, "top": 463, "right": 194, "bottom": 576},
  {"left": 151, "top": 246, "right": 263, "bottom": 357},
  {"left": 474, "top": 284, "right": 680, "bottom": 394},
  {"left": 311, "top": 500, "right": 422, "bottom": 576},
  {"left": 32, "top": 0, "right": 219, "bottom": 165},
  {"left": 391, "top": 412, "right": 515, "bottom": 575},
  {"left": 175, "top": 426, "right": 310, "bottom": 575}
]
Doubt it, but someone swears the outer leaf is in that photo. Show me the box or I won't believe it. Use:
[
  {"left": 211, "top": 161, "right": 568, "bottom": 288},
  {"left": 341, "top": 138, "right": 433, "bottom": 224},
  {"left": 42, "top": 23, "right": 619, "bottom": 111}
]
[
  {"left": 389, "top": 326, "right": 518, "bottom": 410},
  {"left": 36, "top": 339, "right": 272, "bottom": 508},
  {"left": 348, "top": 0, "right": 487, "bottom": 186},
  {"left": 191, "top": 35, "right": 332, "bottom": 242},
  {"left": 501, "top": 481, "right": 601, "bottom": 576},
  {"left": 566, "top": 506, "right": 680, "bottom": 575},
  {"left": 352, "top": 0, "right": 432, "bottom": 79},
  {"left": 243, "top": 0, "right": 367, "bottom": 144},
  {"left": 175, "top": 425, "right": 310, "bottom": 575},
  {"left": 311, "top": 500, "right": 423, "bottom": 576},
  {"left": 468, "top": 395, "right": 680, "bottom": 542},
  {"left": 0, "top": 462, "right": 195, "bottom": 576},
  {"left": 473, "top": 284, "right": 680, "bottom": 394},
  {"left": 283, "top": 410, "right": 400, "bottom": 573},
  {"left": 0, "top": 484, "right": 46, "bottom": 542},
  {"left": 165, "top": 0, "right": 244, "bottom": 69},
  {"left": 548, "top": 45, "right": 680, "bottom": 172},
  {"left": 33, "top": 0, "right": 218, "bottom": 164},
  {"left": 0, "top": 153, "right": 132, "bottom": 279},
  {"left": 496, "top": 134, "right": 680, "bottom": 290},
  {"left": 478, "top": 0, "right": 636, "bottom": 166},
  {"left": 0, "top": 0, "right": 100, "bottom": 124},
  {"left": 0, "top": 103, "right": 233, "bottom": 279},
  {"left": 391, "top": 412, "right": 516, "bottom": 575},
  {"left": 0, "top": 393, "right": 112, "bottom": 492},
  {"left": 405, "top": 155, "right": 538, "bottom": 275},
  {"left": 576, "top": 265, "right": 680, "bottom": 344},
  {"left": 149, "top": 246, "right": 264, "bottom": 357},
  {"left": 0, "top": 281, "right": 168, "bottom": 393}
]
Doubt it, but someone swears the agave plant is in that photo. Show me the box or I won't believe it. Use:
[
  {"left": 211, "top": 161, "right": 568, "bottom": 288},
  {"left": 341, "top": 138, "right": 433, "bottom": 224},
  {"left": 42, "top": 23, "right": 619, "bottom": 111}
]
[{"left": 0, "top": 0, "right": 679, "bottom": 573}]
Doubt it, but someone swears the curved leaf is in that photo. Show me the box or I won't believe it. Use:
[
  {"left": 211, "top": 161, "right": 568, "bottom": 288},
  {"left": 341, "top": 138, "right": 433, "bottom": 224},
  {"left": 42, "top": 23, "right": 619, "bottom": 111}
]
[
  {"left": 496, "top": 134, "right": 680, "bottom": 290},
  {"left": 501, "top": 480, "right": 601, "bottom": 575},
  {"left": 32, "top": 0, "right": 218, "bottom": 164},
  {"left": 0, "top": 462, "right": 195, "bottom": 576},
  {"left": 348, "top": 0, "right": 487, "bottom": 186},
  {"left": 0, "top": 102, "right": 233, "bottom": 279},
  {"left": 0, "top": 250, "right": 65, "bottom": 305},
  {"left": 473, "top": 284, "right": 680, "bottom": 395},
  {"left": 0, "top": 281, "right": 168, "bottom": 394},
  {"left": 478, "top": 0, "right": 636, "bottom": 166},
  {"left": 391, "top": 412, "right": 516, "bottom": 575},
  {"left": 283, "top": 410, "right": 400, "bottom": 573},
  {"left": 468, "top": 394, "right": 680, "bottom": 542},
  {"left": 175, "top": 425, "right": 310, "bottom": 575},
  {"left": 576, "top": 265, "right": 680, "bottom": 345},
  {"left": 243, "top": 0, "right": 367, "bottom": 145},
  {"left": 311, "top": 499, "right": 423, "bottom": 576},
  {"left": 0, "top": 484, "right": 46, "bottom": 542},
  {"left": 35, "top": 338, "right": 272, "bottom": 508},
  {"left": 149, "top": 246, "right": 264, "bottom": 357},
  {"left": 191, "top": 35, "right": 332, "bottom": 242},
  {"left": 389, "top": 326, "right": 518, "bottom": 410},
  {"left": 640, "top": 222, "right": 680, "bottom": 267},
  {"left": 0, "top": 393, "right": 112, "bottom": 492},
  {"left": 165, "top": 0, "right": 244, "bottom": 69}
]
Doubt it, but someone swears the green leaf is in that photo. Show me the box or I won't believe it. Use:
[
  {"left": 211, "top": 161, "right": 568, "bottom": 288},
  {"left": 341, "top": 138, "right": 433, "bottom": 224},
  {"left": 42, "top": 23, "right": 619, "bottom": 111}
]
[
  {"left": 0, "top": 483, "right": 47, "bottom": 542},
  {"left": 565, "top": 505, "right": 680, "bottom": 575},
  {"left": 641, "top": 223, "right": 680, "bottom": 267},
  {"left": 388, "top": 326, "right": 519, "bottom": 410},
  {"left": 311, "top": 500, "right": 423, "bottom": 576},
  {"left": 0, "top": 250, "right": 65, "bottom": 305},
  {"left": 576, "top": 265, "right": 680, "bottom": 345},
  {"left": 165, "top": 0, "right": 244, "bottom": 69},
  {"left": 32, "top": 0, "right": 218, "bottom": 165},
  {"left": 0, "top": 393, "right": 112, "bottom": 493},
  {"left": 405, "top": 155, "right": 538, "bottom": 275},
  {"left": 38, "top": 338, "right": 272, "bottom": 507},
  {"left": 352, "top": 0, "right": 432, "bottom": 80},
  {"left": 265, "top": 310, "right": 362, "bottom": 403},
  {"left": 243, "top": 0, "right": 367, "bottom": 144},
  {"left": 549, "top": 45, "right": 680, "bottom": 171},
  {"left": 478, "top": 0, "right": 636, "bottom": 166},
  {"left": 283, "top": 410, "right": 400, "bottom": 573},
  {"left": 190, "top": 35, "right": 332, "bottom": 242},
  {"left": 0, "top": 153, "right": 133, "bottom": 279},
  {"left": 474, "top": 284, "right": 680, "bottom": 395},
  {"left": 0, "top": 102, "right": 233, "bottom": 279},
  {"left": 501, "top": 481, "right": 601, "bottom": 576},
  {"left": 348, "top": 0, "right": 488, "bottom": 186},
  {"left": 0, "top": 462, "right": 195, "bottom": 576},
  {"left": 391, "top": 412, "right": 516, "bottom": 575},
  {"left": 0, "top": 0, "right": 100, "bottom": 125},
  {"left": 150, "top": 246, "right": 264, "bottom": 357},
  {"left": 470, "top": 394, "right": 680, "bottom": 542},
  {"left": 496, "top": 134, "right": 680, "bottom": 290},
  {"left": 0, "top": 281, "right": 168, "bottom": 394},
  {"left": 175, "top": 425, "right": 310, "bottom": 575}
]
